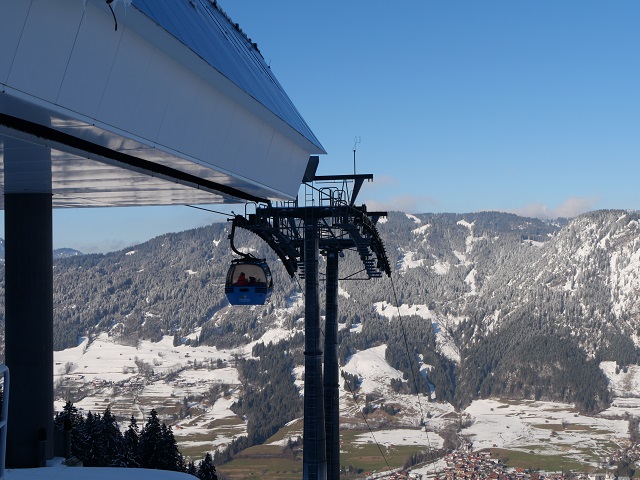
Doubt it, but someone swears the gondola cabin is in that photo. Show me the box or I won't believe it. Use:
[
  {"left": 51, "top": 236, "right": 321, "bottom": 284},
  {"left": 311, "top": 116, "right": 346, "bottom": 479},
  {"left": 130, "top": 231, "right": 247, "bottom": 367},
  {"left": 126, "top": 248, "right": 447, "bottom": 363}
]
[{"left": 225, "top": 259, "right": 273, "bottom": 305}]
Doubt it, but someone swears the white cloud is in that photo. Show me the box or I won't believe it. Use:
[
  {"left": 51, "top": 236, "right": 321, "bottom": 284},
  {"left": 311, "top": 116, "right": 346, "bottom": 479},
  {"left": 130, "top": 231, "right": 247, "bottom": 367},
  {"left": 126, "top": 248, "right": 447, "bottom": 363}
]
[
  {"left": 77, "top": 238, "right": 137, "bottom": 254},
  {"left": 364, "top": 195, "right": 438, "bottom": 214},
  {"left": 510, "top": 196, "right": 600, "bottom": 219},
  {"left": 360, "top": 176, "right": 437, "bottom": 213}
]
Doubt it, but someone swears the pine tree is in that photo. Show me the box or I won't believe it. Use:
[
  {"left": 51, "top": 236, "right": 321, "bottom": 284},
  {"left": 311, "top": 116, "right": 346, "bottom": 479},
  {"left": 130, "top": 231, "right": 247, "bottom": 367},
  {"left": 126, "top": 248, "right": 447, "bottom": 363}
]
[
  {"left": 71, "top": 414, "right": 88, "bottom": 461},
  {"left": 55, "top": 400, "right": 85, "bottom": 460},
  {"left": 82, "top": 412, "right": 107, "bottom": 467},
  {"left": 139, "top": 409, "right": 164, "bottom": 469},
  {"left": 55, "top": 404, "right": 189, "bottom": 470},
  {"left": 54, "top": 401, "right": 83, "bottom": 431},
  {"left": 112, "top": 415, "right": 141, "bottom": 467},
  {"left": 197, "top": 453, "right": 217, "bottom": 480},
  {"left": 102, "top": 407, "right": 123, "bottom": 464},
  {"left": 161, "top": 422, "right": 185, "bottom": 471}
]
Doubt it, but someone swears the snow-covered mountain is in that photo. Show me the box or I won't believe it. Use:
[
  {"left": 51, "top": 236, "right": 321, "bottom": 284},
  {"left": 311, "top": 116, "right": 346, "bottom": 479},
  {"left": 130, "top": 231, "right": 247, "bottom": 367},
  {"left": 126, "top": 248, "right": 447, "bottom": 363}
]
[
  {"left": 0, "top": 242, "right": 80, "bottom": 261},
  {"left": 7, "top": 209, "right": 640, "bottom": 465},
  {"left": 19, "top": 211, "right": 640, "bottom": 405},
  {"left": 474, "top": 210, "right": 640, "bottom": 341},
  {"left": 53, "top": 247, "right": 83, "bottom": 259},
  {"left": 373, "top": 210, "right": 640, "bottom": 412}
]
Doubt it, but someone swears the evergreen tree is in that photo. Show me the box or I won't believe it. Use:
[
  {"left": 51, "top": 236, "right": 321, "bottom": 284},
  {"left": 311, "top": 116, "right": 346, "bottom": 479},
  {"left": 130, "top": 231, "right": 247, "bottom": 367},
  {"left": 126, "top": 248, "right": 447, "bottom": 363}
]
[
  {"left": 197, "top": 453, "right": 217, "bottom": 480},
  {"left": 112, "top": 415, "right": 141, "bottom": 468},
  {"left": 55, "top": 404, "right": 189, "bottom": 471},
  {"left": 54, "top": 401, "right": 83, "bottom": 431},
  {"left": 161, "top": 422, "right": 185, "bottom": 471},
  {"left": 139, "top": 409, "right": 165, "bottom": 469},
  {"left": 71, "top": 414, "right": 89, "bottom": 461},
  {"left": 82, "top": 411, "right": 107, "bottom": 467},
  {"left": 102, "top": 407, "right": 123, "bottom": 464},
  {"left": 55, "top": 401, "right": 85, "bottom": 460},
  {"left": 232, "top": 339, "right": 303, "bottom": 448}
]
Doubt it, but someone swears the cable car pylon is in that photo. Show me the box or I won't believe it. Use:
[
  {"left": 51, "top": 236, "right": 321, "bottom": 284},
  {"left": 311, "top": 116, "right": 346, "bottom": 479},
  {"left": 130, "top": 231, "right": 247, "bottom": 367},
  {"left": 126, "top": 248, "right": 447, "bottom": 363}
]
[{"left": 228, "top": 156, "right": 391, "bottom": 480}]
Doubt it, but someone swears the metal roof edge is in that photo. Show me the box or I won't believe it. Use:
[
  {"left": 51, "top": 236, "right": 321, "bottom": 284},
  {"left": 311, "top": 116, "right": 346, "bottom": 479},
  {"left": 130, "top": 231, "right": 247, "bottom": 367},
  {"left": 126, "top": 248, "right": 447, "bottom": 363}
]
[{"left": 112, "top": 0, "right": 325, "bottom": 155}]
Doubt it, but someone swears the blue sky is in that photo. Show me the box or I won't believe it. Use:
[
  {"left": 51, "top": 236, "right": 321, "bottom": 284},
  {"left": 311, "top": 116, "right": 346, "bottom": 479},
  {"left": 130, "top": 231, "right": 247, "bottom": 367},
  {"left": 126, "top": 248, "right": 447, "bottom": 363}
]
[{"left": 24, "top": 1, "right": 640, "bottom": 252}]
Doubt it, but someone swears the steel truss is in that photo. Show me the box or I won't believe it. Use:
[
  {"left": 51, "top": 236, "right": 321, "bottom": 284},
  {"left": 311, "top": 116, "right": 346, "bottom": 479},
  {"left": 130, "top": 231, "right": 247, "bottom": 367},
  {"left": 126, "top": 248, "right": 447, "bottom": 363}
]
[{"left": 231, "top": 173, "right": 391, "bottom": 480}]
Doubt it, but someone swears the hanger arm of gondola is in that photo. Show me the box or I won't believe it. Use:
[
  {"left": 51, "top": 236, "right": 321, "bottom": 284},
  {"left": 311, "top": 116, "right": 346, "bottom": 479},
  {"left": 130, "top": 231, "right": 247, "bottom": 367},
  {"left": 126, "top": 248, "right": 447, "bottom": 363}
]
[
  {"left": 228, "top": 217, "right": 257, "bottom": 259},
  {"left": 232, "top": 214, "right": 299, "bottom": 278}
]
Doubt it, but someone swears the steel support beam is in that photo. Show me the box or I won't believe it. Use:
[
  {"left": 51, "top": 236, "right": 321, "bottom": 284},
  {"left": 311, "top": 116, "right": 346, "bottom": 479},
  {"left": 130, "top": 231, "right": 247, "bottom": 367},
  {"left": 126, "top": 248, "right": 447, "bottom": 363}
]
[
  {"left": 324, "top": 250, "right": 340, "bottom": 479},
  {"left": 302, "top": 218, "right": 326, "bottom": 480},
  {"left": 0, "top": 113, "right": 268, "bottom": 204},
  {"left": 233, "top": 194, "right": 390, "bottom": 480}
]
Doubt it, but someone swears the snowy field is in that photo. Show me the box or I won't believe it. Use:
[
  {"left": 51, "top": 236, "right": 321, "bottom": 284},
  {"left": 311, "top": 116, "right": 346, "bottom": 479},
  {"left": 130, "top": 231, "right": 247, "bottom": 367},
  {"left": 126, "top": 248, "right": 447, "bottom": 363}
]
[
  {"left": 601, "top": 361, "right": 640, "bottom": 396},
  {"left": 51, "top": 319, "right": 640, "bottom": 466},
  {"left": 352, "top": 428, "right": 444, "bottom": 450},
  {"left": 53, "top": 332, "right": 249, "bottom": 457},
  {"left": 463, "top": 398, "right": 630, "bottom": 465}
]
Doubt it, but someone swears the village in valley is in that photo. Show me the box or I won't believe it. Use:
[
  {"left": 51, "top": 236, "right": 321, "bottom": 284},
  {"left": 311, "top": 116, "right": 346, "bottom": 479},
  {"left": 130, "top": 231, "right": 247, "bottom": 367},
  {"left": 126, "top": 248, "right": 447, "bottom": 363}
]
[{"left": 364, "top": 442, "right": 640, "bottom": 480}]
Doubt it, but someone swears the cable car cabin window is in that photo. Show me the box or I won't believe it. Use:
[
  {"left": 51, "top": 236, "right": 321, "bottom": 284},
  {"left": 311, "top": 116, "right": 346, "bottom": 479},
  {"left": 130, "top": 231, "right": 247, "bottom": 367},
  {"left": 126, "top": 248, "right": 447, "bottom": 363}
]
[
  {"left": 225, "top": 261, "right": 273, "bottom": 305},
  {"left": 228, "top": 264, "right": 268, "bottom": 286}
]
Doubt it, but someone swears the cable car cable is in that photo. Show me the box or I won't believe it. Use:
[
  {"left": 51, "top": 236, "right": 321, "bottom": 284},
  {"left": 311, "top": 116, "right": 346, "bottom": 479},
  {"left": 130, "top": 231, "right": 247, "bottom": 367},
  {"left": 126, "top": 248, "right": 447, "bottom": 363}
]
[
  {"left": 186, "top": 204, "right": 235, "bottom": 217},
  {"left": 297, "top": 268, "right": 389, "bottom": 472},
  {"left": 389, "top": 274, "right": 437, "bottom": 477},
  {"left": 340, "top": 369, "right": 392, "bottom": 473}
]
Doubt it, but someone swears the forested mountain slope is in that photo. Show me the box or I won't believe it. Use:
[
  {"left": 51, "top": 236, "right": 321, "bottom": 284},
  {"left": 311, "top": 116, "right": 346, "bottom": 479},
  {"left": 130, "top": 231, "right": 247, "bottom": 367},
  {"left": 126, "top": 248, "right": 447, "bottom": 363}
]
[{"left": 3, "top": 209, "right": 640, "bottom": 414}]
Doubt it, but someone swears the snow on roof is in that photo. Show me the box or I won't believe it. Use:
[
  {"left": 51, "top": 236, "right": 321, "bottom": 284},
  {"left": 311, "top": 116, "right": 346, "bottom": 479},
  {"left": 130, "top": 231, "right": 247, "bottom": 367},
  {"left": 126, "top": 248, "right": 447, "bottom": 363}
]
[{"left": 6, "top": 462, "right": 194, "bottom": 479}]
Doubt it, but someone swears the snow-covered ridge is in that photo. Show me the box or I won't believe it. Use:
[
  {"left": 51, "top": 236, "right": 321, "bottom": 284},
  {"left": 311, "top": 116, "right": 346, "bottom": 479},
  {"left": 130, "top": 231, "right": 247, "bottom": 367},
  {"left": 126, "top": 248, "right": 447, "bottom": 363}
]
[
  {"left": 342, "top": 345, "right": 403, "bottom": 395},
  {"left": 43, "top": 210, "right": 640, "bottom": 469},
  {"left": 398, "top": 250, "right": 427, "bottom": 272},
  {"left": 373, "top": 301, "right": 460, "bottom": 362},
  {"left": 412, "top": 224, "right": 430, "bottom": 236}
]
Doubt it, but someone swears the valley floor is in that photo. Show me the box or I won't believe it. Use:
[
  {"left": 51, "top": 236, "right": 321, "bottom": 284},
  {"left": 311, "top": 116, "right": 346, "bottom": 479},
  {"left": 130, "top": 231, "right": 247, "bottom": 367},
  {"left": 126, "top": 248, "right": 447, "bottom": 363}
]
[{"left": 53, "top": 334, "right": 640, "bottom": 478}]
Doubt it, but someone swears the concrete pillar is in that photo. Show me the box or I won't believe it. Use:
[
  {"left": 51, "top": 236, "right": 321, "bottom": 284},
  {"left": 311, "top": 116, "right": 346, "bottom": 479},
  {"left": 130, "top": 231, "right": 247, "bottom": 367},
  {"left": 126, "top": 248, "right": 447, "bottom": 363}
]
[{"left": 3, "top": 139, "right": 54, "bottom": 467}]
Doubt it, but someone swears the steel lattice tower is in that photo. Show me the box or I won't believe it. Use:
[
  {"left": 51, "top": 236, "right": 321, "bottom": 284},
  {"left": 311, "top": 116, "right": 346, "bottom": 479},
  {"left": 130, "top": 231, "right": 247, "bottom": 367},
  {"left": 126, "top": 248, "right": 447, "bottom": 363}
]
[{"left": 231, "top": 164, "right": 391, "bottom": 479}]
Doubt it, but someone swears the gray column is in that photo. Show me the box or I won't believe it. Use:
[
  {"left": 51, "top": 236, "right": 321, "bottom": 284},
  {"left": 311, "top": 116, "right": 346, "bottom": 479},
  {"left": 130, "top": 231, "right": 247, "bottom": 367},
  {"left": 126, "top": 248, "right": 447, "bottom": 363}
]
[
  {"left": 4, "top": 139, "right": 54, "bottom": 467},
  {"left": 5, "top": 194, "right": 54, "bottom": 467},
  {"left": 303, "top": 219, "right": 326, "bottom": 480},
  {"left": 324, "top": 250, "right": 340, "bottom": 480}
]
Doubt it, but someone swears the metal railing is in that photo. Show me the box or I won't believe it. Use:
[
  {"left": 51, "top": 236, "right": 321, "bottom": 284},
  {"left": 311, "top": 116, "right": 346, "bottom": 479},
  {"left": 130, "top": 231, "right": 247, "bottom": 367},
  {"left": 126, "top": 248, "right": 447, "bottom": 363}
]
[{"left": 0, "top": 365, "right": 9, "bottom": 480}]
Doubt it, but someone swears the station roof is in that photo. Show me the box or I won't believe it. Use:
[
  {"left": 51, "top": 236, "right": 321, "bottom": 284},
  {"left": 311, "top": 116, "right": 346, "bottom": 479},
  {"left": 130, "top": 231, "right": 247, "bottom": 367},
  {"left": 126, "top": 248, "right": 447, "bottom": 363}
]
[
  {"left": 133, "top": 0, "right": 323, "bottom": 153},
  {"left": 0, "top": 0, "right": 324, "bottom": 208}
]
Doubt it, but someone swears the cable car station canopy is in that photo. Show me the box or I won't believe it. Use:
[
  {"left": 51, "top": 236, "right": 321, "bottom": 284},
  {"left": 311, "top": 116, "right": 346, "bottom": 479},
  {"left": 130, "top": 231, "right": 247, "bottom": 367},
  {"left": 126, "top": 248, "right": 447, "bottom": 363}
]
[
  {"left": 0, "top": 0, "right": 325, "bottom": 208},
  {"left": 0, "top": 0, "right": 325, "bottom": 468}
]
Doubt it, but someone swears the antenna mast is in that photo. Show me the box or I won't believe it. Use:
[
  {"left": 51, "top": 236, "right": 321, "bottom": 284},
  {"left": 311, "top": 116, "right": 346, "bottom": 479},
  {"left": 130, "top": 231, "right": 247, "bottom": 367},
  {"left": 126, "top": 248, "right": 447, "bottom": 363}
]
[{"left": 353, "top": 136, "right": 361, "bottom": 175}]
